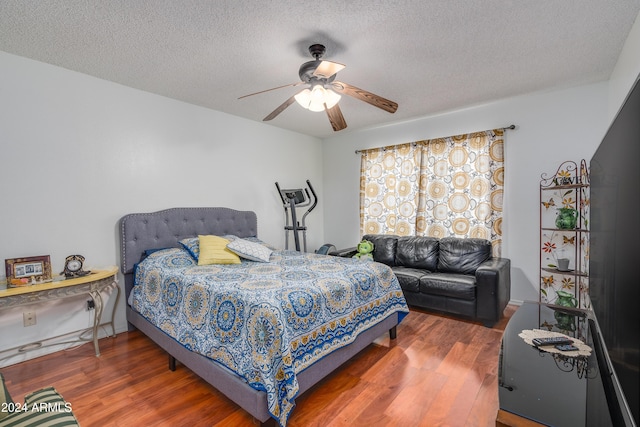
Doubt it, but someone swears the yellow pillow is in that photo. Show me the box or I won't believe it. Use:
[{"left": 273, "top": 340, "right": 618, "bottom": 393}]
[{"left": 197, "top": 235, "right": 241, "bottom": 265}]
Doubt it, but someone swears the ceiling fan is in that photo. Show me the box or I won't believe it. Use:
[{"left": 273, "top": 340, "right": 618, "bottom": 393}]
[{"left": 239, "top": 44, "right": 398, "bottom": 132}]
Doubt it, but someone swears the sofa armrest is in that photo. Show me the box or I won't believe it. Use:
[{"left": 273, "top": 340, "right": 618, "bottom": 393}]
[
  {"left": 328, "top": 247, "right": 357, "bottom": 258},
  {"left": 475, "top": 257, "right": 511, "bottom": 325}
]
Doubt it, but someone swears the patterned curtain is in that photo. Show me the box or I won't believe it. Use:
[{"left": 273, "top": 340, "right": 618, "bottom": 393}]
[
  {"left": 360, "top": 142, "right": 423, "bottom": 236},
  {"left": 360, "top": 128, "right": 505, "bottom": 256}
]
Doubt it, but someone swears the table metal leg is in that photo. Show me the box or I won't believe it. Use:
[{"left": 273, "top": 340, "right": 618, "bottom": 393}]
[
  {"left": 107, "top": 283, "right": 120, "bottom": 337},
  {"left": 90, "top": 289, "right": 103, "bottom": 356}
]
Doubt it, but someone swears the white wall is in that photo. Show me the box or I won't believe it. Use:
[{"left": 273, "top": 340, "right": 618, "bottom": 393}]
[
  {"left": 0, "top": 51, "right": 324, "bottom": 365},
  {"left": 322, "top": 83, "right": 609, "bottom": 304}
]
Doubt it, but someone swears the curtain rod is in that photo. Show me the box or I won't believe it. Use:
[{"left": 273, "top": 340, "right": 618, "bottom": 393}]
[{"left": 354, "top": 124, "right": 516, "bottom": 154}]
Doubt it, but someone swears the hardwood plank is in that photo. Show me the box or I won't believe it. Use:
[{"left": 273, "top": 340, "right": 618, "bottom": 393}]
[
  {"left": 1, "top": 305, "right": 516, "bottom": 426},
  {"left": 436, "top": 341, "right": 487, "bottom": 424},
  {"left": 496, "top": 409, "right": 547, "bottom": 427},
  {"left": 467, "top": 373, "right": 501, "bottom": 427},
  {"left": 385, "top": 369, "right": 448, "bottom": 425},
  {"left": 325, "top": 380, "right": 393, "bottom": 426}
]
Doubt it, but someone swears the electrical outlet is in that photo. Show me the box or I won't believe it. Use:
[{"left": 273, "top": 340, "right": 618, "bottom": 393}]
[{"left": 23, "top": 311, "right": 36, "bottom": 327}]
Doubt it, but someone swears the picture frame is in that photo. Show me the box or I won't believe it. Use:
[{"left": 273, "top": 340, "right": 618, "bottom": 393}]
[{"left": 5, "top": 255, "right": 52, "bottom": 286}]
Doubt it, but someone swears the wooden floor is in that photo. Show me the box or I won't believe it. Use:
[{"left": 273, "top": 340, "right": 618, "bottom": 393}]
[{"left": 2, "top": 305, "right": 517, "bottom": 426}]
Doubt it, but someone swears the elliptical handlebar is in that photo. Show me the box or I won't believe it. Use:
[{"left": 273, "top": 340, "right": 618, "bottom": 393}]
[
  {"left": 302, "top": 180, "right": 317, "bottom": 223},
  {"left": 275, "top": 181, "right": 285, "bottom": 205}
]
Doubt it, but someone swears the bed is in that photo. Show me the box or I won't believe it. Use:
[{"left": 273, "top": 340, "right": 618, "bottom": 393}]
[{"left": 119, "top": 207, "right": 409, "bottom": 426}]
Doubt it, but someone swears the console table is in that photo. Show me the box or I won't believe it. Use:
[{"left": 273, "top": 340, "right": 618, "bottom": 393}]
[
  {"left": 497, "top": 301, "right": 613, "bottom": 427},
  {"left": 0, "top": 266, "right": 119, "bottom": 360}
]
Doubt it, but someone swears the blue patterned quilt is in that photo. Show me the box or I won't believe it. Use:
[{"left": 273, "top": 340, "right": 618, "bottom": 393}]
[{"left": 132, "top": 245, "right": 409, "bottom": 426}]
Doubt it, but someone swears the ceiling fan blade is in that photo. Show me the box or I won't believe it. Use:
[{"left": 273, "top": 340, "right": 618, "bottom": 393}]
[
  {"left": 238, "top": 82, "right": 304, "bottom": 99},
  {"left": 312, "top": 60, "right": 346, "bottom": 79},
  {"left": 325, "top": 103, "right": 347, "bottom": 131},
  {"left": 263, "top": 95, "right": 298, "bottom": 121},
  {"left": 331, "top": 81, "right": 398, "bottom": 114}
]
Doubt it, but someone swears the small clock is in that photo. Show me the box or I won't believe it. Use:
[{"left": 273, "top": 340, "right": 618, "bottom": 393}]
[{"left": 62, "top": 255, "right": 90, "bottom": 278}]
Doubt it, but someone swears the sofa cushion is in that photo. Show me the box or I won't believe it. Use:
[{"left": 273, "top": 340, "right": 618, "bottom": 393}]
[
  {"left": 395, "top": 236, "right": 439, "bottom": 270},
  {"left": 363, "top": 234, "right": 398, "bottom": 266},
  {"left": 391, "top": 266, "right": 428, "bottom": 293},
  {"left": 437, "top": 237, "right": 491, "bottom": 274},
  {"left": 419, "top": 272, "right": 477, "bottom": 301}
]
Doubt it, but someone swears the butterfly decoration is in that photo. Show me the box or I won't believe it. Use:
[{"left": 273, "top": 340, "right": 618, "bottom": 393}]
[
  {"left": 541, "top": 198, "right": 555, "bottom": 209},
  {"left": 563, "top": 235, "right": 575, "bottom": 245},
  {"left": 540, "top": 320, "right": 554, "bottom": 331}
]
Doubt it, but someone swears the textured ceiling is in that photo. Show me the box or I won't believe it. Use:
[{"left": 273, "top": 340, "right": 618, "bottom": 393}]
[{"left": 1, "top": 1, "right": 639, "bottom": 138}]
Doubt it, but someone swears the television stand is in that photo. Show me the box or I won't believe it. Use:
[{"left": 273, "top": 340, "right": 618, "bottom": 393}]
[{"left": 497, "top": 301, "right": 612, "bottom": 426}]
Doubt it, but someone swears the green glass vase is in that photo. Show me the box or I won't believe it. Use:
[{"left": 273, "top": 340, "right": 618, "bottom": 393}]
[
  {"left": 555, "top": 290, "right": 577, "bottom": 308},
  {"left": 555, "top": 207, "right": 578, "bottom": 229}
]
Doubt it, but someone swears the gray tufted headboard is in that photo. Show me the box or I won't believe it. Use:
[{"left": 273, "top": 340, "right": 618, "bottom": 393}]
[{"left": 119, "top": 207, "right": 258, "bottom": 300}]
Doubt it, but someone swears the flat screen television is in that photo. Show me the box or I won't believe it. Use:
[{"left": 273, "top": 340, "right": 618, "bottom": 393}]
[{"left": 589, "top": 74, "right": 640, "bottom": 426}]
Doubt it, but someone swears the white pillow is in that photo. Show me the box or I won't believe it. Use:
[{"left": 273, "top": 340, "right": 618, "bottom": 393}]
[{"left": 227, "top": 238, "right": 272, "bottom": 262}]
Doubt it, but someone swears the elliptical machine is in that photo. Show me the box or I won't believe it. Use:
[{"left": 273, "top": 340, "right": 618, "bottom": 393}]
[{"left": 275, "top": 180, "right": 317, "bottom": 252}]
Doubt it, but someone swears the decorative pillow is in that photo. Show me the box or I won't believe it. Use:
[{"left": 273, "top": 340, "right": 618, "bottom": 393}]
[
  {"left": 0, "top": 372, "right": 14, "bottom": 420},
  {"left": 227, "top": 238, "right": 272, "bottom": 262},
  {"left": 179, "top": 237, "right": 200, "bottom": 261},
  {"left": 197, "top": 235, "right": 241, "bottom": 265},
  {"left": 244, "top": 236, "right": 274, "bottom": 247},
  {"left": 180, "top": 235, "right": 239, "bottom": 262}
]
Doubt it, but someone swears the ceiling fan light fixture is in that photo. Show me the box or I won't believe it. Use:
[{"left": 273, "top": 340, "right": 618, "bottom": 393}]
[
  {"left": 243, "top": 43, "right": 396, "bottom": 132},
  {"left": 295, "top": 86, "right": 341, "bottom": 112}
]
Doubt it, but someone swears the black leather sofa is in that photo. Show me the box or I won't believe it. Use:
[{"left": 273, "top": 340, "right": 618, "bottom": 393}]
[{"left": 333, "top": 235, "right": 511, "bottom": 327}]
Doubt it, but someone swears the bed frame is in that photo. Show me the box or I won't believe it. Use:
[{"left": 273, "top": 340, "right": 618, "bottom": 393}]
[{"left": 119, "top": 207, "right": 399, "bottom": 426}]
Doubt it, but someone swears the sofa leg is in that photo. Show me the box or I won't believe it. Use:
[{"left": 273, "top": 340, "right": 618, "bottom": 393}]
[
  {"left": 389, "top": 325, "right": 397, "bottom": 340},
  {"left": 168, "top": 355, "right": 176, "bottom": 371},
  {"left": 482, "top": 320, "right": 496, "bottom": 328}
]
